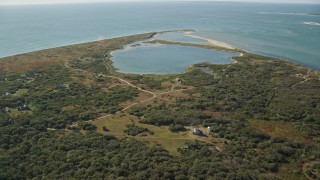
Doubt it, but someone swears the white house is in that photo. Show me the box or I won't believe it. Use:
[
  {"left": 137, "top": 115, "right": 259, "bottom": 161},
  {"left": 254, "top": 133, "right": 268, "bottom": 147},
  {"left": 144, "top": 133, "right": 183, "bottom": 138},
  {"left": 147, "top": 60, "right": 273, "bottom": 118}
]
[
  {"left": 175, "top": 78, "right": 183, "bottom": 84},
  {"left": 193, "top": 128, "right": 203, "bottom": 136}
]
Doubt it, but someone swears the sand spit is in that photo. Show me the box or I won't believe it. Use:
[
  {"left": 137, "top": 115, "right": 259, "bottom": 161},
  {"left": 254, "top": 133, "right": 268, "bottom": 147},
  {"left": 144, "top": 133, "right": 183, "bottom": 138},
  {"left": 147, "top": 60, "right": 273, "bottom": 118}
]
[{"left": 184, "top": 31, "right": 236, "bottom": 50}]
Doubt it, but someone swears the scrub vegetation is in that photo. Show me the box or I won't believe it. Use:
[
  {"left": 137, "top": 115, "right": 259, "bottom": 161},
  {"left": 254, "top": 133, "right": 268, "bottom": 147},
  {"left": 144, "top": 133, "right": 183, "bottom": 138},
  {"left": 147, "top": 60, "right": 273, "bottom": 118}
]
[{"left": 0, "top": 31, "right": 319, "bottom": 179}]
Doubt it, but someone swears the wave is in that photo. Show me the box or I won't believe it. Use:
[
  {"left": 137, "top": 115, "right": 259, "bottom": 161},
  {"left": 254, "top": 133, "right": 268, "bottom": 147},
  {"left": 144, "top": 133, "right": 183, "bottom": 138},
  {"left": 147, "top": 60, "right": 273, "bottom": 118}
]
[
  {"left": 258, "top": 12, "right": 309, "bottom": 16},
  {"left": 304, "top": 22, "right": 320, "bottom": 26}
]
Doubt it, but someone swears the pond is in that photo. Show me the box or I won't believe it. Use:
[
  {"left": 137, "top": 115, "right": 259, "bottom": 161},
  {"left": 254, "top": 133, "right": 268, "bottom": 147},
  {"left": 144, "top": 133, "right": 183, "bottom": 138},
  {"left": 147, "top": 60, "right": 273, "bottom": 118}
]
[{"left": 111, "top": 42, "right": 239, "bottom": 74}]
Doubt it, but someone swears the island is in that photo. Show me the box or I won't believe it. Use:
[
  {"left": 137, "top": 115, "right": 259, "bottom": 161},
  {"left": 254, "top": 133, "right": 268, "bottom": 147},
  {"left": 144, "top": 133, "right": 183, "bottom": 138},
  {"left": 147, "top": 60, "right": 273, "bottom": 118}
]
[{"left": 0, "top": 31, "right": 319, "bottom": 179}]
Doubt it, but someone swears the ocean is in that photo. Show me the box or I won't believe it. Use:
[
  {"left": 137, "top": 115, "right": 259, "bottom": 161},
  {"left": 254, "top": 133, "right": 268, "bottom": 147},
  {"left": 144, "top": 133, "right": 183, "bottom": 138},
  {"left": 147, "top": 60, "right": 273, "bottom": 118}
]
[{"left": 0, "top": 2, "right": 319, "bottom": 70}]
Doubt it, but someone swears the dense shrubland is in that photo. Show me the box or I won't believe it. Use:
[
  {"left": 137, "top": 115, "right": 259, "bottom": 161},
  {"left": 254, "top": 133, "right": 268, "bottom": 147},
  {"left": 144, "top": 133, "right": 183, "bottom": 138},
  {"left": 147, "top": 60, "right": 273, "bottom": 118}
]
[
  {"left": 1, "top": 110, "right": 314, "bottom": 179},
  {"left": 0, "top": 33, "right": 319, "bottom": 179},
  {"left": 0, "top": 66, "right": 139, "bottom": 130}
]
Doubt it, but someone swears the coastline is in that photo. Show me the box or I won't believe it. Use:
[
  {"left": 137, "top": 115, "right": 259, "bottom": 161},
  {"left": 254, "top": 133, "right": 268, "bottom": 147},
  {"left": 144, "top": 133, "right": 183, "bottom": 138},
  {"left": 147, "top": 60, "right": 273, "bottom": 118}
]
[
  {"left": 0, "top": 32, "right": 157, "bottom": 59},
  {"left": 184, "top": 31, "right": 236, "bottom": 50},
  {"left": 0, "top": 30, "right": 319, "bottom": 73}
]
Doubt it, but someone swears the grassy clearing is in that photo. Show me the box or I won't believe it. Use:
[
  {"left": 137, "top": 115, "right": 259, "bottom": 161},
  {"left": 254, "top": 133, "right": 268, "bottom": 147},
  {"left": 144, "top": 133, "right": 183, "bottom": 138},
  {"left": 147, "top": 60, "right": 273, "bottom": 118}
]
[
  {"left": 119, "top": 91, "right": 154, "bottom": 109},
  {"left": 138, "top": 138, "right": 187, "bottom": 155},
  {"left": 248, "top": 119, "right": 306, "bottom": 142},
  {"left": 277, "top": 160, "right": 305, "bottom": 180},
  {"left": 13, "top": 88, "right": 29, "bottom": 96},
  {"left": 7, "top": 108, "right": 32, "bottom": 118},
  {"left": 93, "top": 114, "right": 187, "bottom": 154},
  {"left": 93, "top": 113, "right": 220, "bottom": 154}
]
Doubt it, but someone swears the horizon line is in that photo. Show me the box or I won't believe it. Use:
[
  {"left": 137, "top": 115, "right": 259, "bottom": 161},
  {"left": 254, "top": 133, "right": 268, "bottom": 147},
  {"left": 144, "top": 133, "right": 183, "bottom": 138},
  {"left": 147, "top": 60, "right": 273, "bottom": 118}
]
[{"left": 1, "top": 0, "right": 319, "bottom": 6}]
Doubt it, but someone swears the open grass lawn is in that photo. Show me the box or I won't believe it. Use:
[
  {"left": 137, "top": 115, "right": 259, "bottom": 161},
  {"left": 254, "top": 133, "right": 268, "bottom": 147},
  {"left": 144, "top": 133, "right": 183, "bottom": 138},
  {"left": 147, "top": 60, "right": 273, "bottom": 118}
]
[
  {"left": 13, "top": 88, "right": 29, "bottom": 96},
  {"left": 93, "top": 113, "right": 221, "bottom": 154},
  {"left": 7, "top": 108, "right": 33, "bottom": 118}
]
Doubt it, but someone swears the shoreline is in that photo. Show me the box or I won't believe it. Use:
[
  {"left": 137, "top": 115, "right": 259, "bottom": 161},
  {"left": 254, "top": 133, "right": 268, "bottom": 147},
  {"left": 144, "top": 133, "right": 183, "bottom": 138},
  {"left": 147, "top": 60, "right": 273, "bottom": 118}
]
[
  {"left": 0, "top": 31, "right": 158, "bottom": 59},
  {"left": 184, "top": 31, "right": 236, "bottom": 50},
  {"left": 1, "top": 30, "right": 319, "bottom": 72}
]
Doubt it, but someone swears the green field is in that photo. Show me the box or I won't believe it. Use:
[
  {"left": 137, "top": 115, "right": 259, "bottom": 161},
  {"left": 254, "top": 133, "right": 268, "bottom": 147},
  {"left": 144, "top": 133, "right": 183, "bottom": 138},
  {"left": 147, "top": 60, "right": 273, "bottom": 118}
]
[{"left": 93, "top": 113, "right": 223, "bottom": 154}]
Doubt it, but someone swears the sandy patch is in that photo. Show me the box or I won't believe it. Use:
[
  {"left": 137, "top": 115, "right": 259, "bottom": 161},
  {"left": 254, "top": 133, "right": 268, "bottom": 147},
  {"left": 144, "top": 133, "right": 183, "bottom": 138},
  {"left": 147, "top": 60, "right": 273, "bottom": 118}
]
[{"left": 184, "top": 31, "right": 235, "bottom": 50}]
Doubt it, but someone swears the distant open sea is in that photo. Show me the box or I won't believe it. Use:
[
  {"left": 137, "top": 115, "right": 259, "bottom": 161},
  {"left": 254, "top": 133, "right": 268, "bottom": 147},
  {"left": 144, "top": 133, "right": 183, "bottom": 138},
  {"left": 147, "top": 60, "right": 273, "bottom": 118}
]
[{"left": 0, "top": 2, "right": 319, "bottom": 70}]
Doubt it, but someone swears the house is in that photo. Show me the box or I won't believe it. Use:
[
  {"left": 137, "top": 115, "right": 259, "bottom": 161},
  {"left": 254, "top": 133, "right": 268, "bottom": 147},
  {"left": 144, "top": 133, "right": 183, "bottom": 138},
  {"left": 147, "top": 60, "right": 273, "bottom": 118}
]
[
  {"left": 23, "top": 77, "right": 30, "bottom": 81},
  {"left": 6, "top": 119, "right": 13, "bottom": 125},
  {"left": 193, "top": 128, "right": 203, "bottom": 136},
  {"left": 97, "top": 73, "right": 106, "bottom": 78},
  {"left": 18, "top": 103, "right": 28, "bottom": 111},
  {"left": 295, "top": 73, "right": 303, "bottom": 77},
  {"left": 182, "top": 145, "right": 189, "bottom": 149},
  {"left": 59, "top": 83, "right": 66, "bottom": 88},
  {"left": 58, "top": 83, "right": 69, "bottom": 88},
  {"left": 175, "top": 78, "right": 183, "bottom": 84}
]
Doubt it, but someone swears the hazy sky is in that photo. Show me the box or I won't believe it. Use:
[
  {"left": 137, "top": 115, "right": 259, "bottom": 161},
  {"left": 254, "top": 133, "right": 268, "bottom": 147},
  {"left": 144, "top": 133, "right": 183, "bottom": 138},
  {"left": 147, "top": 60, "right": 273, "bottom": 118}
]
[{"left": 0, "top": 0, "right": 319, "bottom": 5}]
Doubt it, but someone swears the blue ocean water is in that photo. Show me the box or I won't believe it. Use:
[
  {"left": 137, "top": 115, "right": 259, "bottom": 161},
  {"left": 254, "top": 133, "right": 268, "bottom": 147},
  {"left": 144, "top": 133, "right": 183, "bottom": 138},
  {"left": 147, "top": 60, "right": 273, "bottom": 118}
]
[
  {"left": 0, "top": 2, "right": 319, "bottom": 70},
  {"left": 111, "top": 42, "right": 238, "bottom": 74}
]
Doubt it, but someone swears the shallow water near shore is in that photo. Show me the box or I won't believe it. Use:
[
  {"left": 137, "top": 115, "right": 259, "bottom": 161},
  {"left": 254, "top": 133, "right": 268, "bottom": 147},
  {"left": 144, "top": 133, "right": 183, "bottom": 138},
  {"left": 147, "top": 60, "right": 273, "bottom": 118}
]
[{"left": 111, "top": 43, "right": 239, "bottom": 74}]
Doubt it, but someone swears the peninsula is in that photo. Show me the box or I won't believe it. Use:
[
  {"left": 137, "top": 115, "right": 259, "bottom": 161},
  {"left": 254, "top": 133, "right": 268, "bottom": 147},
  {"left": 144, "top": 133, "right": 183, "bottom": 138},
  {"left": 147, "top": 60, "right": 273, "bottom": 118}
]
[{"left": 0, "top": 31, "right": 319, "bottom": 179}]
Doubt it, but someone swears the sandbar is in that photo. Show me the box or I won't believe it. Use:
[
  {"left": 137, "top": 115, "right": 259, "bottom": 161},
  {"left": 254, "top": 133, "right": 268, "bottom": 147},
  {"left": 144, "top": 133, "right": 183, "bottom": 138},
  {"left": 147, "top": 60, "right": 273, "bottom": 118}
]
[{"left": 184, "top": 31, "right": 236, "bottom": 50}]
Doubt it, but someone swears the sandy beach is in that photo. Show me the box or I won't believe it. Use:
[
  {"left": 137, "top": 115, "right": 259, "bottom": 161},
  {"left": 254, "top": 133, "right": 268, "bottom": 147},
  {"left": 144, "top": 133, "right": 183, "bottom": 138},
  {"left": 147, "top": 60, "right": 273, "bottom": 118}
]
[{"left": 184, "top": 31, "right": 236, "bottom": 50}]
